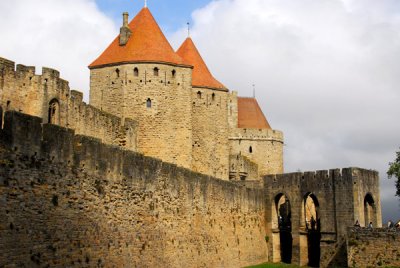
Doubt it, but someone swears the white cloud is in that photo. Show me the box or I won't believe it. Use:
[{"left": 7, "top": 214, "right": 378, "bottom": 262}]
[
  {"left": 0, "top": 0, "right": 118, "bottom": 97},
  {"left": 170, "top": 0, "right": 400, "bottom": 221}
]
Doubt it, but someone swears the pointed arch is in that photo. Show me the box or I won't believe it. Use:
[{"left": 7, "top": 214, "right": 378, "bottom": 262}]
[
  {"left": 272, "top": 193, "right": 292, "bottom": 264},
  {"left": 48, "top": 98, "right": 60, "bottom": 125}
]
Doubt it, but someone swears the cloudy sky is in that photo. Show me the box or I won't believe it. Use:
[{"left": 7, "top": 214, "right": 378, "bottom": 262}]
[{"left": 0, "top": 0, "right": 399, "bottom": 222}]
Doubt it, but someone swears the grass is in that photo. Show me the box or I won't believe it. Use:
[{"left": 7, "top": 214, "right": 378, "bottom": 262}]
[{"left": 244, "top": 263, "right": 303, "bottom": 268}]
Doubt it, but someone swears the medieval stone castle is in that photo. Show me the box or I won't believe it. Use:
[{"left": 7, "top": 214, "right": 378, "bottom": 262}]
[{"left": 0, "top": 6, "right": 392, "bottom": 268}]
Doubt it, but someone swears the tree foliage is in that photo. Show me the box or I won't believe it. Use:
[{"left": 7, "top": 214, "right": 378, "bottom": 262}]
[{"left": 388, "top": 149, "right": 400, "bottom": 197}]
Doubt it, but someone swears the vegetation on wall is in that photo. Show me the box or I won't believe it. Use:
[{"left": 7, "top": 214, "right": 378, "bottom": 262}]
[{"left": 387, "top": 149, "right": 400, "bottom": 198}]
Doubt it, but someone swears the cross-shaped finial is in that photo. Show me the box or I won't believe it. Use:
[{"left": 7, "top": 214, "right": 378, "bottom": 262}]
[{"left": 144, "top": 0, "right": 147, "bottom": 8}]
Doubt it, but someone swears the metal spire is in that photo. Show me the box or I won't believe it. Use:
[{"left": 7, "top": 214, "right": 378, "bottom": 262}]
[
  {"left": 144, "top": 0, "right": 147, "bottom": 8},
  {"left": 187, "top": 22, "right": 190, "bottom": 37},
  {"left": 253, "top": 84, "right": 256, "bottom": 98}
]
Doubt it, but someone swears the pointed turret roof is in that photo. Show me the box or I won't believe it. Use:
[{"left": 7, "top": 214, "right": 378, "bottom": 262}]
[
  {"left": 237, "top": 97, "right": 271, "bottom": 129},
  {"left": 89, "top": 8, "right": 190, "bottom": 68},
  {"left": 177, "top": 37, "right": 226, "bottom": 90}
]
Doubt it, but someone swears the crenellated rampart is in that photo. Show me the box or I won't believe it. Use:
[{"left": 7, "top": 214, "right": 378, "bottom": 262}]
[
  {"left": 0, "top": 57, "right": 137, "bottom": 151},
  {"left": 0, "top": 110, "right": 268, "bottom": 268}
]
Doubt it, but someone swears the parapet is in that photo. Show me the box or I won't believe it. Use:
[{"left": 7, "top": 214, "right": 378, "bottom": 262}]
[
  {"left": 0, "top": 57, "right": 15, "bottom": 70},
  {"left": 230, "top": 128, "right": 284, "bottom": 143}
]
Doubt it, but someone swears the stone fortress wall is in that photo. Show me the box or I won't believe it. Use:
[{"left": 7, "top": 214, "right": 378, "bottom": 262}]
[
  {"left": 0, "top": 110, "right": 268, "bottom": 268},
  {"left": 0, "top": 109, "right": 382, "bottom": 267},
  {"left": 0, "top": 57, "right": 137, "bottom": 151},
  {"left": 347, "top": 228, "right": 400, "bottom": 268}
]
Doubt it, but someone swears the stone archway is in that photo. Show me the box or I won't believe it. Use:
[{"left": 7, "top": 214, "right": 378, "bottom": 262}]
[
  {"left": 303, "top": 193, "right": 321, "bottom": 267},
  {"left": 48, "top": 99, "right": 60, "bottom": 125},
  {"left": 364, "top": 193, "right": 376, "bottom": 227},
  {"left": 273, "top": 193, "right": 293, "bottom": 264}
]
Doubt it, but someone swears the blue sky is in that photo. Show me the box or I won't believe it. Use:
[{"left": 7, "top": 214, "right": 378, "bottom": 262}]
[{"left": 95, "top": 0, "right": 212, "bottom": 33}]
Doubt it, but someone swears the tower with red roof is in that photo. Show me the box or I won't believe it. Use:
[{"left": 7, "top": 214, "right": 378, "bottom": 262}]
[
  {"left": 89, "top": 7, "right": 194, "bottom": 169},
  {"left": 89, "top": 6, "right": 283, "bottom": 179}
]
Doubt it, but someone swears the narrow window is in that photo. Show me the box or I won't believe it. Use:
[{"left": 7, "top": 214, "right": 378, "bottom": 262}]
[
  {"left": 212, "top": 93, "right": 215, "bottom": 101},
  {"left": 115, "top": 68, "right": 120, "bottom": 78},
  {"left": 153, "top": 67, "right": 159, "bottom": 76},
  {"left": 249, "top": 146, "right": 253, "bottom": 153},
  {"left": 146, "top": 98, "right": 152, "bottom": 108},
  {"left": 172, "top": 69, "right": 176, "bottom": 77},
  {"left": 48, "top": 99, "right": 60, "bottom": 124},
  {"left": 197, "top": 91, "right": 202, "bottom": 99},
  {"left": 134, "top": 67, "right": 139, "bottom": 77}
]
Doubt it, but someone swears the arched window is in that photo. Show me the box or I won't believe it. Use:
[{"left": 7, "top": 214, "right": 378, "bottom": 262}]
[
  {"left": 172, "top": 69, "right": 176, "bottom": 77},
  {"left": 48, "top": 99, "right": 60, "bottom": 124},
  {"left": 197, "top": 91, "right": 202, "bottom": 99},
  {"left": 146, "top": 98, "right": 152, "bottom": 108},
  {"left": 153, "top": 67, "right": 159, "bottom": 76},
  {"left": 134, "top": 67, "right": 139, "bottom": 77},
  {"left": 249, "top": 146, "right": 253, "bottom": 153},
  {"left": 212, "top": 93, "right": 215, "bottom": 101}
]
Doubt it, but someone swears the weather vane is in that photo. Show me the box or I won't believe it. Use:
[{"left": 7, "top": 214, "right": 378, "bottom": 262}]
[{"left": 187, "top": 22, "right": 190, "bottom": 37}]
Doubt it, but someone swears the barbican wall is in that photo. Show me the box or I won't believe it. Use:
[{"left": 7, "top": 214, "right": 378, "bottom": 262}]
[
  {"left": 264, "top": 168, "right": 381, "bottom": 267},
  {"left": 0, "top": 110, "right": 268, "bottom": 268},
  {"left": 191, "top": 87, "right": 230, "bottom": 180},
  {"left": 89, "top": 63, "right": 193, "bottom": 170},
  {"left": 0, "top": 57, "right": 137, "bottom": 151},
  {"left": 347, "top": 228, "right": 400, "bottom": 268}
]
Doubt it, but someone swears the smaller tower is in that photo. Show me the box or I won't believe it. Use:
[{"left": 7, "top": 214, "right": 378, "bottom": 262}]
[{"left": 228, "top": 94, "right": 284, "bottom": 180}]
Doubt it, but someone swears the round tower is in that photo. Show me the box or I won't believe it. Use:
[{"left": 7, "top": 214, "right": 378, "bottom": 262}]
[
  {"left": 89, "top": 7, "right": 193, "bottom": 169},
  {"left": 177, "top": 37, "right": 230, "bottom": 179}
]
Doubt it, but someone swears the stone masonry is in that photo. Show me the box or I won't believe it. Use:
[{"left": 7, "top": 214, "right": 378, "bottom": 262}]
[
  {"left": 0, "top": 111, "right": 267, "bottom": 268},
  {"left": 90, "top": 63, "right": 193, "bottom": 169},
  {"left": 347, "top": 228, "right": 400, "bottom": 268}
]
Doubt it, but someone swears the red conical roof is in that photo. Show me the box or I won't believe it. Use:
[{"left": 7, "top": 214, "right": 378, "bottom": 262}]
[
  {"left": 89, "top": 8, "right": 189, "bottom": 68},
  {"left": 177, "top": 37, "right": 226, "bottom": 90},
  {"left": 237, "top": 97, "right": 271, "bottom": 129}
]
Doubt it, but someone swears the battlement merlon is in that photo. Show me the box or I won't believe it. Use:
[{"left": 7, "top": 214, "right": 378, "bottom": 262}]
[
  {"left": 16, "top": 64, "right": 36, "bottom": 75},
  {"left": 0, "top": 57, "right": 15, "bottom": 70},
  {"left": 229, "top": 128, "right": 284, "bottom": 143},
  {"left": 264, "top": 167, "right": 378, "bottom": 182}
]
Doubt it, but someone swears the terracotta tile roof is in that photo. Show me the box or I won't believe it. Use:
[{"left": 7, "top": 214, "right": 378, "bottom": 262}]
[
  {"left": 237, "top": 97, "right": 271, "bottom": 129},
  {"left": 89, "top": 8, "right": 189, "bottom": 68},
  {"left": 177, "top": 37, "right": 226, "bottom": 90}
]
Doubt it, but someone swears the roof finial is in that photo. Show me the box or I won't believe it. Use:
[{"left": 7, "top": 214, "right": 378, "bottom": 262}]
[
  {"left": 144, "top": 0, "right": 147, "bottom": 8},
  {"left": 253, "top": 84, "right": 256, "bottom": 98},
  {"left": 187, "top": 22, "right": 190, "bottom": 37}
]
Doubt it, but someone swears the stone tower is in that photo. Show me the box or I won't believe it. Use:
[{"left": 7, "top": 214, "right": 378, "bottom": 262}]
[
  {"left": 177, "top": 38, "right": 230, "bottom": 179},
  {"left": 228, "top": 93, "right": 284, "bottom": 179},
  {"left": 89, "top": 7, "right": 193, "bottom": 169}
]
